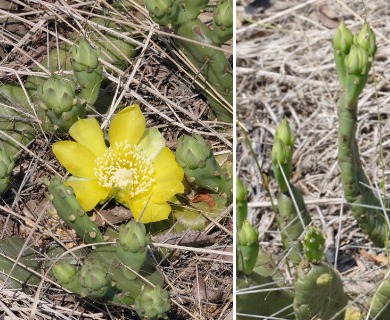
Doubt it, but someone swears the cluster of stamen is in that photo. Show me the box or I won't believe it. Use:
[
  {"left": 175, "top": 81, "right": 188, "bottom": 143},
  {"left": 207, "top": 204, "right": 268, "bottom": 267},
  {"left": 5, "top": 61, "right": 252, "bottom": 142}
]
[{"left": 94, "top": 141, "right": 154, "bottom": 197}]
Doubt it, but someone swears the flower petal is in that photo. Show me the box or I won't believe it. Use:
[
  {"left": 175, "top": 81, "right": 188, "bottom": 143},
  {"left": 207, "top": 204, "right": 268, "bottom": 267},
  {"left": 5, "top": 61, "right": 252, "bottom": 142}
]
[
  {"left": 128, "top": 197, "right": 171, "bottom": 223},
  {"left": 65, "top": 178, "right": 109, "bottom": 211},
  {"left": 153, "top": 147, "right": 184, "bottom": 182},
  {"left": 138, "top": 128, "right": 166, "bottom": 160},
  {"left": 52, "top": 141, "right": 96, "bottom": 178},
  {"left": 149, "top": 180, "right": 184, "bottom": 203},
  {"left": 108, "top": 104, "right": 145, "bottom": 145},
  {"left": 69, "top": 118, "right": 107, "bottom": 157}
]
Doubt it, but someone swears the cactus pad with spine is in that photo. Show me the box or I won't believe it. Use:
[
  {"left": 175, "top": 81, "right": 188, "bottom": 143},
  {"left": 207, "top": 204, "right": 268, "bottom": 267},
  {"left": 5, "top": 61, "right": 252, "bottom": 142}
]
[
  {"left": 369, "top": 271, "right": 390, "bottom": 319},
  {"left": 44, "top": 175, "right": 104, "bottom": 244},
  {"left": 0, "top": 237, "right": 41, "bottom": 292},
  {"left": 236, "top": 249, "right": 294, "bottom": 319},
  {"left": 294, "top": 228, "right": 347, "bottom": 320},
  {"left": 116, "top": 219, "right": 148, "bottom": 280},
  {"left": 236, "top": 177, "right": 248, "bottom": 230},
  {"left": 302, "top": 227, "right": 325, "bottom": 264},
  {"left": 237, "top": 220, "right": 259, "bottom": 275},
  {"left": 175, "top": 134, "right": 227, "bottom": 194},
  {"left": 294, "top": 261, "right": 348, "bottom": 320}
]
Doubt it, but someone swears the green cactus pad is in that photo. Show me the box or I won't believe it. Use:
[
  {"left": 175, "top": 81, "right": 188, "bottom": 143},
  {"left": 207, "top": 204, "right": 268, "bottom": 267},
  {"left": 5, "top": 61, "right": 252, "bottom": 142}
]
[
  {"left": 176, "top": 134, "right": 227, "bottom": 194},
  {"left": 294, "top": 261, "right": 348, "bottom": 320},
  {"left": 369, "top": 271, "right": 390, "bottom": 319},
  {"left": 277, "top": 184, "right": 311, "bottom": 264},
  {"left": 236, "top": 249, "right": 294, "bottom": 319},
  {"left": 44, "top": 175, "right": 104, "bottom": 244},
  {"left": 116, "top": 220, "right": 148, "bottom": 280},
  {"left": 212, "top": 0, "right": 233, "bottom": 45},
  {"left": 0, "top": 237, "right": 41, "bottom": 292},
  {"left": 238, "top": 220, "right": 259, "bottom": 275},
  {"left": 236, "top": 177, "right": 248, "bottom": 230}
]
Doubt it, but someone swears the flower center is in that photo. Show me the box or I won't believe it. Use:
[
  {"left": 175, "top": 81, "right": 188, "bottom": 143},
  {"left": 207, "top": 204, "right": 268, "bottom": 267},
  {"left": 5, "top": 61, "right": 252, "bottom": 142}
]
[{"left": 94, "top": 142, "right": 154, "bottom": 197}]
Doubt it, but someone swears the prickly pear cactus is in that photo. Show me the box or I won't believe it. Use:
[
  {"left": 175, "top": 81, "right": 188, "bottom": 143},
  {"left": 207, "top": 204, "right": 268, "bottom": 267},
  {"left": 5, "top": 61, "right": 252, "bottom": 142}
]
[
  {"left": 0, "top": 237, "right": 41, "bottom": 292},
  {"left": 236, "top": 249, "right": 294, "bottom": 319},
  {"left": 293, "top": 227, "right": 348, "bottom": 320},
  {"left": 176, "top": 134, "right": 228, "bottom": 194},
  {"left": 368, "top": 271, "right": 390, "bottom": 320},
  {"left": 43, "top": 175, "right": 104, "bottom": 244},
  {"left": 272, "top": 119, "right": 311, "bottom": 264},
  {"left": 236, "top": 177, "right": 248, "bottom": 230},
  {"left": 144, "top": 0, "right": 233, "bottom": 122},
  {"left": 134, "top": 285, "right": 171, "bottom": 320},
  {"left": 237, "top": 220, "right": 259, "bottom": 275}
]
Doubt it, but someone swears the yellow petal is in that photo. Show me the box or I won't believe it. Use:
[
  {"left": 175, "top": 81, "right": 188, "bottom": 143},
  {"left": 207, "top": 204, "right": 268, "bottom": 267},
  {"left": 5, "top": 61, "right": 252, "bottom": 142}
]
[
  {"left": 69, "top": 118, "right": 107, "bottom": 157},
  {"left": 52, "top": 141, "right": 96, "bottom": 179},
  {"left": 149, "top": 180, "right": 184, "bottom": 203},
  {"left": 153, "top": 147, "right": 184, "bottom": 182},
  {"left": 65, "top": 178, "right": 109, "bottom": 211},
  {"left": 108, "top": 104, "right": 145, "bottom": 146},
  {"left": 128, "top": 197, "right": 171, "bottom": 223},
  {"left": 138, "top": 128, "right": 166, "bottom": 160}
]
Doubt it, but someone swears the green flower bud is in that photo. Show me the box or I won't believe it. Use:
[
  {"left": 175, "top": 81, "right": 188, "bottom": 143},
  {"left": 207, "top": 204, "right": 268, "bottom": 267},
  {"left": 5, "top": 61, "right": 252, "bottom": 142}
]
[
  {"left": 71, "top": 40, "right": 100, "bottom": 72},
  {"left": 332, "top": 20, "right": 353, "bottom": 55},
  {"left": 236, "top": 177, "right": 247, "bottom": 203},
  {"left": 345, "top": 44, "right": 369, "bottom": 75},
  {"left": 145, "top": 0, "right": 171, "bottom": 17},
  {"left": 175, "top": 134, "right": 211, "bottom": 170},
  {"left": 145, "top": 0, "right": 182, "bottom": 25},
  {"left": 271, "top": 138, "right": 289, "bottom": 166},
  {"left": 134, "top": 285, "right": 171, "bottom": 319},
  {"left": 79, "top": 259, "right": 111, "bottom": 296},
  {"left": 355, "top": 23, "right": 376, "bottom": 57},
  {"left": 0, "top": 147, "right": 14, "bottom": 193},
  {"left": 302, "top": 227, "right": 325, "bottom": 264},
  {"left": 275, "top": 118, "right": 294, "bottom": 147},
  {"left": 238, "top": 220, "right": 259, "bottom": 246},
  {"left": 117, "top": 219, "right": 147, "bottom": 253},
  {"left": 52, "top": 262, "right": 77, "bottom": 285},
  {"left": 214, "top": 0, "right": 233, "bottom": 30},
  {"left": 39, "top": 77, "right": 76, "bottom": 114}
]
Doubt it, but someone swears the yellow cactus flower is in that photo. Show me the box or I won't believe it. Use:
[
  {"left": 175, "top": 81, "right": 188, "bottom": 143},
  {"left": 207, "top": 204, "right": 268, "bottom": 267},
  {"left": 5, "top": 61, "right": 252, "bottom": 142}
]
[{"left": 52, "top": 104, "right": 184, "bottom": 223}]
